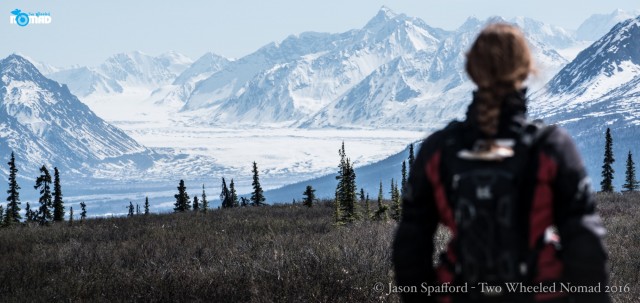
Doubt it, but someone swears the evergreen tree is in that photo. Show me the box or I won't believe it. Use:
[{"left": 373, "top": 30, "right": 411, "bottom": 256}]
[
  {"left": 333, "top": 188, "right": 343, "bottom": 225},
  {"left": 136, "top": 204, "right": 140, "bottom": 215},
  {"left": 3, "top": 206, "right": 12, "bottom": 227},
  {"left": 335, "top": 143, "right": 358, "bottom": 222},
  {"left": 623, "top": 150, "right": 639, "bottom": 192},
  {"left": 144, "top": 197, "right": 150, "bottom": 215},
  {"left": 408, "top": 144, "right": 415, "bottom": 168},
  {"left": 302, "top": 185, "right": 316, "bottom": 207},
  {"left": 52, "top": 167, "right": 64, "bottom": 222},
  {"left": 25, "top": 202, "right": 33, "bottom": 223},
  {"left": 229, "top": 179, "right": 239, "bottom": 207},
  {"left": 193, "top": 196, "right": 199, "bottom": 211},
  {"left": 128, "top": 202, "right": 134, "bottom": 217},
  {"left": 80, "top": 202, "right": 87, "bottom": 221},
  {"left": 364, "top": 193, "right": 371, "bottom": 221},
  {"left": 250, "top": 162, "right": 266, "bottom": 206},
  {"left": 220, "top": 177, "right": 231, "bottom": 208},
  {"left": 25, "top": 202, "right": 37, "bottom": 222},
  {"left": 240, "top": 197, "right": 249, "bottom": 207},
  {"left": 390, "top": 179, "right": 402, "bottom": 221},
  {"left": 600, "top": 128, "right": 615, "bottom": 192},
  {"left": 6, "top": 152, "right": 21, "bottom": 223},
  {"left": 374, "top": 181, "right": 388, "bottom": 221},
  {"left": 377, "top": 181, "right": 384, "bottom": 208},
  {"left": 34, "top": 165, "right": 53, "bottom": 225},
  {"left": 69, "top": 207, "right": 74, "bottom": 225},
  {"left": 173, "top": 180, "right": 190, "bottom": 212},
  {"left": 401, "top": 160, "right": 407, "bottom": 193},
  {"left": 201, "top": 185, "right": 208, "bottom": 213},
  {"left": 0, "top": 205, "right": 4, "bottom": 226}
]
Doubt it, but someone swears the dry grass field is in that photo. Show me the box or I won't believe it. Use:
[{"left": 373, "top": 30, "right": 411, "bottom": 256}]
[{"left": 0, "top": 193, "right": 638, "bottom": 302}]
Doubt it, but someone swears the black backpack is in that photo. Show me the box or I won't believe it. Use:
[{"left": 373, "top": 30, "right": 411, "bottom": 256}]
[{"left": 439, "top": 120, "right": 556, "bottom": 297}]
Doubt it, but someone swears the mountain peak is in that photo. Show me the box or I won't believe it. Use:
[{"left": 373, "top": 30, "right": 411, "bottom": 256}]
[
  {"left": 0, "top": 54, "right": 45, "bottom": 81},
  {"left": 576, "top": 9, "right": 640, "bottom": 41},
  {"left": 364, "top": 6, "right": 401, "bottom": 30},
  {"left": 457, "top": 16, "right": 483, "bottom": 32},
  {"left": 378, "top": 5, "right": 397, "bottom": 18}
]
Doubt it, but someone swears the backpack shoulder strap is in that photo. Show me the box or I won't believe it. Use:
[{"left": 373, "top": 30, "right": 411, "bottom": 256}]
[{"left": 520, "top": 119, "right": 557, "bottom": 149}]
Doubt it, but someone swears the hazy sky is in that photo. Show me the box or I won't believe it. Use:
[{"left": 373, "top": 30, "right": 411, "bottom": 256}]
[{"left": 1, "top": 0, "right": 638, "bottom": 67}]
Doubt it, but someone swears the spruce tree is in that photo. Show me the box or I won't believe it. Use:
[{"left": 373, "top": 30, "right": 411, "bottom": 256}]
[
  {"left": 80, "top": 202, "right": 87, "bottom": 221},
  {"left": 201, "top": 185, "right": 208, "bottom": 213},
  {"left": 144, "top": 197, "right": 150, "bottom": 215},
  {"left": 193, "top": 196, "right": 199, "bottom": 211},
  {"left": 401, "top": 160, "right": 407, "bottom": 197},
  {"left": 335, "top": 143, "right": 358, "bottom": 222},
  {"left": 3, "top": 206, "right": 11, "bottom": 227},
  {"left": 127, "top": 202, "right": 134, "bottom": 217},
  {"left": 390, "top": 179, "right": 402, "bottom": 221},
  {"left": 69, "top": 207, "right": 74, "bottom": 225},
  {"left": 364, "top": 193, "right": 371, "bottom": 221},
  {"left": 333, "top": 188, "right": 343, "bottom": 225},
  {"left": 342, "top": 159, "right": 359, "bottom": 222},
  {"left": 220, "top": 177, "right": 231, "bottom": 208},
  {"left": 623, "top": 150, "right": 639, "bottom": 192},
  {"left": 230, "top": 179, "right": 239, "bottom": 207},
  {"left": 173, "top": 180, "right": 190, "bottom": 212},
  {"left": 136, "top": 204, "right": 140, "bottom": 215},
  {"left": 24, "top": 202, "right": 37, "bottom": 222},
  {"left": 25, "top": 202, "right": 33, "bottom": 223},
  {"left": 336, "top": 143, "right": 346, "bottom": 204},
  {"left": 374, "top": 181, "right": 388, "bottom": 221},
  {"left": 6, "top": 152, "right": 21, "bottom": 223},
  {"left": 52, "top": 167, "right": 64, "bottom": 222},
  {"left": 0, "top": 205, "right": 4, "bottom": 226},
  {"left": 302, "top": 185, "right": 315, "bottom": 207},
  {"left": 251, "top": 162, "right": 266, "bottom": 206},
  {"left": 34, "top": 165, "right": 52, "bottom": 225},
  {"left": 600, "top": 128, "right": 615, "bottom": 192},
  {"left": 240, "top": 197, "right": 248, "bottom": 207},
  {"left": 408, "top": 144, "right": 415, "bottom": 168}
]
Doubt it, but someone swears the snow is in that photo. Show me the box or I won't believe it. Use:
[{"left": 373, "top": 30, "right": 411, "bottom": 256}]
[{"left": 556, "top": 41, "right": 595, "bottom": 61}]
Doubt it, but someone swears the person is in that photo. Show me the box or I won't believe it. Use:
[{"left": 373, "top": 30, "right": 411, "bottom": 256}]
[{"left": 392, "top": 23, "right": 610, "bottom": 303}]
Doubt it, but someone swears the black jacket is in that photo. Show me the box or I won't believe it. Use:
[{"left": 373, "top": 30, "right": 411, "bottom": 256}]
[{"left": 392, "top": 90, "right": 610, "bottom": 303}]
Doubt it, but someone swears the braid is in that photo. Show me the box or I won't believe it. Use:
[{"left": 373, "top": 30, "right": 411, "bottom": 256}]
[
  {"left": 465, "top": 23, "right": 532, "bottom": 137},
  {"left": 474, "top": 84, "right": 517, "bottom": 136}
]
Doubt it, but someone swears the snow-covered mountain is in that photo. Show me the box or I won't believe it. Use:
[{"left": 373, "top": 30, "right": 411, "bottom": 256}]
[
  {"left": 531, "top": 15, "right": 640, "bottom": 189},
  {"left": 0, "top": 54, "right": 148, "bottom": 177},
  {"left": 179, "top": 8, "right": 569, "bottom": 129},
  {"left": 173, "top": 52, "right": 229, "bottom": 86},
  {"left": 47, "top": 67, "right": 123, "bottom": 97},
  {"left": 532, "top": 16, "right": 640, "bottom": 118},
  {"left": 19, "top": 54, "right": 63, "bottom": 75},
  {"left": 148, "top": 53, "right": 230, "bottom": 109},
  {"left": 182, "top": 30, "right": 361, "bottom": 112},
  {"left": 48, "top": 51, "right": 193, "bottom": 98},
  {"left": 201, "top": 7, "right": 447, "bottom": 126},
  {"left": 511, "top": 16, "right": 577, "bottom": 49},
  {"left": 299, "top": 15, "right": 567, "bottom": 129},
  {"left": 576, "top": 9, "right": 640, "bottom": 41}
]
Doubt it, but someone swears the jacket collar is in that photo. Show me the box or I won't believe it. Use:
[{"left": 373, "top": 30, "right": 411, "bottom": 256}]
[{"left": 464, "top": 88, "right": 528, "bottom": 139}]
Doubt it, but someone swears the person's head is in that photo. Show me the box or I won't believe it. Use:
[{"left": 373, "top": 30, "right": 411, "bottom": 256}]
[{"left": 465, "top": 23, "right": 533, "bottom": 136}]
